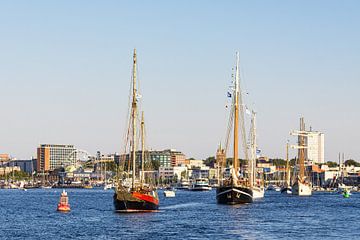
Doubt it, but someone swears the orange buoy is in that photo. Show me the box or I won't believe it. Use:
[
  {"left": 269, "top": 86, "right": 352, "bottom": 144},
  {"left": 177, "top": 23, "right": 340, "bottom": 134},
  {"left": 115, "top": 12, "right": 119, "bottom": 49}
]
[{"left": 57, "top": 190, "right": 71, "bottom": 212}]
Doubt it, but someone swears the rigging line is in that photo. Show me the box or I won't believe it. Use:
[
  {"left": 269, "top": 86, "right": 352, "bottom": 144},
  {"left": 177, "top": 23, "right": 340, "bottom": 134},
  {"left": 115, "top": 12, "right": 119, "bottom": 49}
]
[
  {"left": 118, "top": 68, "right": 134, "bottom": 174},
  {"left": 224, "top": 106, "right": 234, "bottom": 157},
  {"left": 238, "top": 82, "right": 249, "bottom": 173}
]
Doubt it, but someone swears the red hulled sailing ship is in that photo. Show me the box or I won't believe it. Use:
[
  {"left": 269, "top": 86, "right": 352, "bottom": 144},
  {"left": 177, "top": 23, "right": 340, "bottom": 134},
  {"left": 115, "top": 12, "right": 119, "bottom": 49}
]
[{"left": 113, "top": 49, "right": 159, "bottom": 212}]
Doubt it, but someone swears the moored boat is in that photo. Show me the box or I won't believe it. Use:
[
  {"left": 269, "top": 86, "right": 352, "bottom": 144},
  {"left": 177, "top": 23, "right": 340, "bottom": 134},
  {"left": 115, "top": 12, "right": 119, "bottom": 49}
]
[
  {"left": 252, "top": 186, "right": 265, "bottom": 199},
  {"left": 249, "top": 111, "right": 265, "bottom": 199},
  {"left": 280, "top": 187, "right": 292, "bottom": 194},
  {"left": 164, "top": 187, "right": 176, "bottom": 197},
  {"left": 292, "top": 178, "right": 312, "bottom": 196},
  {"left": 281, "top": 142, "right": 292, "bottom": 194},
  {"left": 190, "top": 178, "right": 212, "bottom": 191},
  {"left": 176, "top": 179, "right": 190, "bottom": 190}
]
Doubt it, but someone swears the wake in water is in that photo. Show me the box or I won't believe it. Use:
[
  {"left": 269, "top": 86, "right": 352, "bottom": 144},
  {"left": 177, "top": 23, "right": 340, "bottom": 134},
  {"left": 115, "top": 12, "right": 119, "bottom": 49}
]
[{"left": 161, "top": 202, "right": 205, "bottom": 210}]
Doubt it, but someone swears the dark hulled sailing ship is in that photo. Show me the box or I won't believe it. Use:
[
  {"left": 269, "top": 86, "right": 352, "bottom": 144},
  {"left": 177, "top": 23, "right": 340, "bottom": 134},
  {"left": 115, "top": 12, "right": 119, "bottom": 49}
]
[
  {"left": 113, "top": 49, "right": 159, "bottom": 212},
  {"left": 216, "top": 52, "right": 253, "bottom": 205}
]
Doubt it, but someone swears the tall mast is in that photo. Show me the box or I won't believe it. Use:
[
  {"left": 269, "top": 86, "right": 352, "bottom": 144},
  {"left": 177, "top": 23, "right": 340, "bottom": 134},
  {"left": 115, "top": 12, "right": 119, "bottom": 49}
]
[
  {"left": 250, "top": 111, "right": 257, "bottom": 187},
  {"left": 141, "top": 111, "right": 145, "bottom": 186},
  {"left": 233, "top": 52, "right": 240, "bottom": 173},
  {"left": 131, "top": 48, "right": 138, "bottom": 189},
  {"left": 286, "top": 141, "right": 290, "bottom": 186},
  {"left": 298, "top": 117, "right": 305, "bottom": 179}
]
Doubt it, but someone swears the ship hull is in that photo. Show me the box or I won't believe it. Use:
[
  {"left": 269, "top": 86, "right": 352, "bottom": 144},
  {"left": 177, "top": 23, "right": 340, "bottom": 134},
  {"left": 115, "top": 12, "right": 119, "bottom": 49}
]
[
  {"left": 189, "top": 186, "right": 212, "bottom": 191},
  {"left": 216, "top": 186, "right": 253, "bottom": 204},
  {"left": 113, "top": 189, "right": 159, "bottom": 212},
  {"left": 280, "top": 186, "right": 292, "bottom": 194},
  {"left": 292, "top": 181, "right": 312, "bottom": 196},
  {"left": 252, "top": 186, "right": 265, "bottom": 199}
]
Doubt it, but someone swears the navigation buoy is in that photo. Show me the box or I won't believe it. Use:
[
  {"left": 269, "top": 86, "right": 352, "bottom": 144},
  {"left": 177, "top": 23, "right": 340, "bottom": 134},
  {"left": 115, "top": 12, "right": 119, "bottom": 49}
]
[{"left": 57, "top": 190, "right": 71, "bottom": 212}]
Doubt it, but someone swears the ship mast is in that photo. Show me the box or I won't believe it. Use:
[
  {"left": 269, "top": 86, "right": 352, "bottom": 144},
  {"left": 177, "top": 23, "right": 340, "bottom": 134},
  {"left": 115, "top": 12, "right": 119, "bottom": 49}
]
[
  {"left": 131, "top": 49, "right": 138, "bottom": 189},
  {"left": 250, "top": 111, "right": 257, "bottom": 187},
  {"left": 298, "top": 117, "right": 305, "bottom": 180},
  {"left": 141, "top": 111, "right": 145, "bottom": 186},
  {"left": 285, "top": 141, "right": 290, "bottom": 186},
  {"left": 233, "top": 52, "right": 240, "bottom": 175}
]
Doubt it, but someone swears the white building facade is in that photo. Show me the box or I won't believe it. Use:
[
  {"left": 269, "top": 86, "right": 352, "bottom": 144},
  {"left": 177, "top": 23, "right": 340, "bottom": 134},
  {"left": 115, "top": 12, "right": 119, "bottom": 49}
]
[{"left": 306, "top": 132, "right": 325, "bottom": 164}]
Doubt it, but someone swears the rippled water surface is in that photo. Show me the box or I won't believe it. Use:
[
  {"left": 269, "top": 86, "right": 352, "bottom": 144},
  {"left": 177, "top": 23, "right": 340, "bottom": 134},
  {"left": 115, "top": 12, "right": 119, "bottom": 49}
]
[{"left": 0, "top": 189, "right": 359, "bottom": 239}]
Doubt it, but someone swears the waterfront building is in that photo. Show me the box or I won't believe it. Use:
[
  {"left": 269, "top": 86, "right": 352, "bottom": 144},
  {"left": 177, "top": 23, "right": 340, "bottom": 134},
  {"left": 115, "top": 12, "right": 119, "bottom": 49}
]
[
  {"left": 158, "top": 166, "right": 174, "bottom": 181},
  {"left": 8, "top": 159, "right": 37, "bottom": 174},
  {"left": 185, "top": 159, "right": 204, "bottom": 168},
  {"left": 0, "top": 154, "right": 10, "bottom": 165},
  {"left": 173, "top": 166, "right": 187, "bottom": 181},
  {"left": 120, "top": 150, "right": 172, "bottom": 169},
  {"left": 119, "top": 149, "right": 186, "bottom": 168},
  {"left": 37, "top": 144, "right": 77, "bottom": 171},
  {"left": 158, "top": 165, "right": 188, "bottom": 182},
  {"left": 208, "top": 168, "right": 217, "bottom": 180},
  {"left": 149, "top": 150, "right": 171, "bottom": 167},
  {"left": 166, "top": 149, "right": 186, "bottom": 167},
  {"left": 305, "top": 131, "right": 325, "bottom": 164},
  {"left": 190, "top": 166, "right": 210, "bottom": 179}
]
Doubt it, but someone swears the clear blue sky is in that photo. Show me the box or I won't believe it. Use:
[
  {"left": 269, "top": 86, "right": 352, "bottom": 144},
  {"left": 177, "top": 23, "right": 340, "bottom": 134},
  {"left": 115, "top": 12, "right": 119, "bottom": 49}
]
[{"left": 0, "top": 1, "right": 359, "bottom": 161}]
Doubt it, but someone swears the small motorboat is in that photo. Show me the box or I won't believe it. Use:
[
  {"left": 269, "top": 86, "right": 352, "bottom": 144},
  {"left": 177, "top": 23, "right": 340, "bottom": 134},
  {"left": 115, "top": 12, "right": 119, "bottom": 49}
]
[
  {"left": 280, "top": 186, "right": 292, "bottom": 194},
  {"left": 104, "top": 183, "right": 113, "bottom": 190},
  {"left": 164, "top": 188, "right": 176, "bottom": 198},
  {"left": 57, "top": 190, "right": 71, "bottom": 212}
]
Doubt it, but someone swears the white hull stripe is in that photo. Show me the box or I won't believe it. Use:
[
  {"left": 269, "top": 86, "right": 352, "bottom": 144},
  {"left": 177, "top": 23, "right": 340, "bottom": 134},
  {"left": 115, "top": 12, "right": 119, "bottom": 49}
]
[{"left": 217, "top": 188, "right": 252, "bottom": 199}]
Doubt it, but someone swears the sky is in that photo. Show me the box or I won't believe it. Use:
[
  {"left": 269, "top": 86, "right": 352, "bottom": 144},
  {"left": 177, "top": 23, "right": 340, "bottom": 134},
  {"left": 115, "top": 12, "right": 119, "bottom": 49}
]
[{"left": 0, "top": 1, "right": 359, "bottom": 161}]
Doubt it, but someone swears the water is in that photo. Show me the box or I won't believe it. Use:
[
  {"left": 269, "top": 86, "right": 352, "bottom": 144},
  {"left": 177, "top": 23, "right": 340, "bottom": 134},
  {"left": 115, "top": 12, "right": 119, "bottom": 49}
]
[{"left": 0, "top": 189, "right": 359, "bottom": 239}]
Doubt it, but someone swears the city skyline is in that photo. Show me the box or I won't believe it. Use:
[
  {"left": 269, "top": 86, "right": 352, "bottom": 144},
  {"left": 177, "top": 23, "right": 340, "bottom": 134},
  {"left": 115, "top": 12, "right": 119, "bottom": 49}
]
[{"left": 0, "top": 1, "right": 359, "bottom": 161}]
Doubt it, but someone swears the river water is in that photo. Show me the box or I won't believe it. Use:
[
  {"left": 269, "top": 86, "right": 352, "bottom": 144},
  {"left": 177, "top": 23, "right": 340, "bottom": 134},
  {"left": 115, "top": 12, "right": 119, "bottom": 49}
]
[{"left": 0, "top": 189, "right": 359, "bottom": 239}]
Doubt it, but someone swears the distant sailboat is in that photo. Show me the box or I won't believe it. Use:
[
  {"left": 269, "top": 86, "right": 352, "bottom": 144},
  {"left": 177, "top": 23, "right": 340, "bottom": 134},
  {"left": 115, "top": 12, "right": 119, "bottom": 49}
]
[
  {"left": 291, "top": 118, "right": 312, "bottom": 196},
  {"left": 281, "top": 142, "right": 292, "bottom": 194},
  {"left": 249, "top": 111, "right": 264, "bottom": 199},
  {"left": 216, "top": 52, "right": 253, "bottom": 205}
]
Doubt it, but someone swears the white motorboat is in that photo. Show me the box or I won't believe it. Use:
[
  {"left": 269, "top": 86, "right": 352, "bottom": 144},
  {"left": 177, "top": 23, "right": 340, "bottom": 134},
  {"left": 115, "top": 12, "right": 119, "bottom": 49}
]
[
  {"left": 189, "top": 178, "right": 212, "bottom": 191},
  {"left": 164, "top": 188, "right": 176, "bottom": 197},
  {"left": 252, "top": 186, "right": 265, "bottom": 199}
]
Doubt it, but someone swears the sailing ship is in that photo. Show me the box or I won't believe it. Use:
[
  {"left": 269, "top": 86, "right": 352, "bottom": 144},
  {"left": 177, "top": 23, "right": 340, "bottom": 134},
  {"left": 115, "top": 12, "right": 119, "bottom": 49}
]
[
  {"left": 249, "top": 111, "right": 265, "bottom": 199},
  {"left": 280, "top": 142, "right": 292, "bottom": 194},
  {"left": 291, "top": 117, "right": 312, "bottom": 196},
  {"left": 113, "top": 49, "right": 159, "bottom": 212},
  {"left": 216, "top": 52, "right": 253, "bottom": 204}
]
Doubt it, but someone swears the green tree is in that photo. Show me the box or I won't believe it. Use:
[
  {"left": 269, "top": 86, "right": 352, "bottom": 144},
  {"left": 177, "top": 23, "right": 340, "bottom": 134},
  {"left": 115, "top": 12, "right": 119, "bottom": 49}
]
[
  {"left": 204, "top": 156, "right": 216, "bottom": 166},
  {"left": 180, "top": 170, "right": 186, "bottom": 179},
  {"left": 326, "top": 161, "right": 338, "bottom": 168},
  {"left": 344, "top": 159, "right": 360, "bottom": 167},
  {"left": 151, "top": 160, "right": 160, "bottom": 170},
  {"left": 270, "top": 158, "right": 286, "bottom": 166}
]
